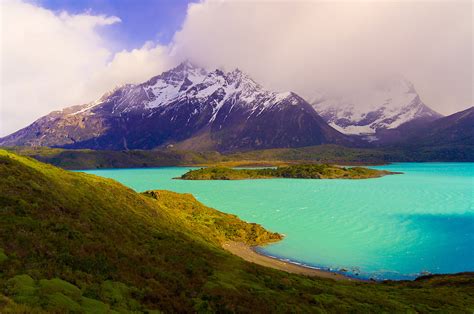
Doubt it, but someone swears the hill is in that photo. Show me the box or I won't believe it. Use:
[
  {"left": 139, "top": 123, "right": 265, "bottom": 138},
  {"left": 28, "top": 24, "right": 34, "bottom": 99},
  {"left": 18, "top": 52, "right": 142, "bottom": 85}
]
[{"left": 1, "top": 150, "right": 474, "bottom": 312}]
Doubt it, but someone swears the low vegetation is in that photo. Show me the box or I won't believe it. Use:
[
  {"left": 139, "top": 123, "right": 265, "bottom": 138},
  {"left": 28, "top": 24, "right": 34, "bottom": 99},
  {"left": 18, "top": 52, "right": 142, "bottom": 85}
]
[
  {"left": 5, "top": 146, "right": 222, "bottom": 169},
  {"left": 5, "top": 143, "right": 473, "bottom": 171},
  {"left": 7, "top": 142, "right": 472, "bottom": 171},
  {"left": 0, "top": 150, "right": 473, "bottom": 312},
  {"left": 179, "top": 164, "right": 396, "bottom": 180}
]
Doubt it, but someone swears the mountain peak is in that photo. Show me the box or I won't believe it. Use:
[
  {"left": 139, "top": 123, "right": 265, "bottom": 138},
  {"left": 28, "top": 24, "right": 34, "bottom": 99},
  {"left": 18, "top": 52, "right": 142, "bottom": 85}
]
[
  {"left": 226, "top": 68, "right": 260, "bottom": 89},
  {"left": 166, "top": 60, "right": 208, "bottom": 77},
  {"left": 172, "top": 60, "right": 200, "bottom": 71},
  {"left": 372, "top": 77, "right": 416, "bottom": 95},
  {"left": 311, "top": 77, "right": 442, "bottom": 135},
  {"left": 0, "top": 62, "right": 347, "bottom": 151}
]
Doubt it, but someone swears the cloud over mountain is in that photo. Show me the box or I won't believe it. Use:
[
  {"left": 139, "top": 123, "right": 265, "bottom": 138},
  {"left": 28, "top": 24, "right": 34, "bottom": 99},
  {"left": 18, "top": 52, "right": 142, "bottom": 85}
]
[
  {"left": 1, "top": 0, "right": 472, "bottom": 136},
  {"left": 0, "top": 0, "right": 172, "bottom": 136},
  {"left": 173, "top": 1, "right": 472, "bottom": 116}
]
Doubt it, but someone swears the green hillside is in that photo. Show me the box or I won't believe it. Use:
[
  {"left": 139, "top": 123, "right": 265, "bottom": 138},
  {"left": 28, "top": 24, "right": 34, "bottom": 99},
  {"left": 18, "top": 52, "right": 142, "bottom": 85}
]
[
  {"left": 0, "top": 150, "right": 473, "bottom": 313},
  {"left": 179, "top": 164, "right": 395, "bottom": 180},
  {"left": 7, "top": 143, "right": 472, "bottom": 172},
  {"left": 5, "top": 145, "right": 391, "bottom": 170},
  {"left": 5, "top": 146, "right": 223, "bottom": 169}
]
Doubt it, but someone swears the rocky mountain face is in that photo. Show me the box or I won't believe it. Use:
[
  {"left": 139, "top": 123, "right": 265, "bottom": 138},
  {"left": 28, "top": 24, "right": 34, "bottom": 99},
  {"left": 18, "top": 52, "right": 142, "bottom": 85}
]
[
  {"left": 373, "top": 106, "right": 474, "bottom": 161},
  {"left": 398, "top": 106, "right": 473, "bottom": 146},
  {"left": 0, "top": 62, "right": 349, "bottom": 152},
  {"left": 311, "top": 78, "right": 442, "bottom": 141}
]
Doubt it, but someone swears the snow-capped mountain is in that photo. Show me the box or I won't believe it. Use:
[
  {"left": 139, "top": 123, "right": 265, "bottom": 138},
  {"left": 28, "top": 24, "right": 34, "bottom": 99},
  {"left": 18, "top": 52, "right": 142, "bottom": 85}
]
[
  {"left": 0, "top": 61, "right": 349, "bottom": 151},
  {"left": 311, "top": 78, "right": 442, "bottom": 138}
]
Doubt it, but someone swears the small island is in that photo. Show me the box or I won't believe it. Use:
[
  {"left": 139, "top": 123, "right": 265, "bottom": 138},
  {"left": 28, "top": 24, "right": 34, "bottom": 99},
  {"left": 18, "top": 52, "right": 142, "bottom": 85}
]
[{"left": 178, "top": 164, "right": 399, "bottom": 180}]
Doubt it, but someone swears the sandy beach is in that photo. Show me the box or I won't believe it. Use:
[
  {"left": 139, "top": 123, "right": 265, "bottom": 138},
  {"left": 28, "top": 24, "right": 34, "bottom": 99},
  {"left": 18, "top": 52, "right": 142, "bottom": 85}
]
[{"left": 223, "top": 241, "right": 359, "bottom": 281}]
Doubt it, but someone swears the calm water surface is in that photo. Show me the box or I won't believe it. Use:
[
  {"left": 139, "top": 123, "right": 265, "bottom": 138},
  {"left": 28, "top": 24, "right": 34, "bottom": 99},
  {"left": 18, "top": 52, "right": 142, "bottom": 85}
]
[{"left": 80, "top": 163, "right": 474, "bottom": 280}]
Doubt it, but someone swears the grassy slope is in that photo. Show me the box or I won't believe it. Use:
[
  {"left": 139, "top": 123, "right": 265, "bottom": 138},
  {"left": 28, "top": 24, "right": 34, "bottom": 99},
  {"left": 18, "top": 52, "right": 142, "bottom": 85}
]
[
  {"left": 5, "top": 146, "right": 223, "bottom": 170},
  {"left": 179, "top": 164, "right": 394, "bottom": 180},
  {"left": 0, "top": 150, "right": 473, "bottom": 313},
  {"left": 234, "top": 144, "right": 474, "bottom": 163}
]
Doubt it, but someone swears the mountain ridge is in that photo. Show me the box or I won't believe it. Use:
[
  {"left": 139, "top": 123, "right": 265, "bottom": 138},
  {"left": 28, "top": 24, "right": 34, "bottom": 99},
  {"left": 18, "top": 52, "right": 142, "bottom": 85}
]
[
  {"left": 311, "top": 78, "right": 443, "bottom": 138},
  {"left": 389, "top": 106, "right": 474, "bottom": 147},
  {"left": 0, "top": 61, "right": 349, "bottom": 152}
]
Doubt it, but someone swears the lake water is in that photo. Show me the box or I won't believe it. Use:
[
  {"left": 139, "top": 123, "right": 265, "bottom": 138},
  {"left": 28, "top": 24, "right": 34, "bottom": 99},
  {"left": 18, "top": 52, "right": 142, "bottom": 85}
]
[{"left": 80, "top": 163, "right": 474, "bottom": 280}]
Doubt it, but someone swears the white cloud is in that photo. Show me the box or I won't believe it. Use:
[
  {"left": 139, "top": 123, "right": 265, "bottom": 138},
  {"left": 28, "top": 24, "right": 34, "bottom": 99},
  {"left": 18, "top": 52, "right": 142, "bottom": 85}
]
[
  {"left": 0, "top": 0, "right": 172, "bottom": 136},
  {"left": 88, "top": 42, "right": 173, "bottom": 94},
  {"left": 1, "top": 0, "right": 472, "bottom": 136},
  {"left": 173, "top": 0, "right": 473, "bottom": 115}
]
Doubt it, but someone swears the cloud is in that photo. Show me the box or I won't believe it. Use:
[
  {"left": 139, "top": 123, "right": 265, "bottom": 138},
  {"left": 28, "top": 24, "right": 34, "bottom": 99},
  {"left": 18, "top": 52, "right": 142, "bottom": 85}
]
[
  {"left": 1, "top": 0, "right": 472, "bottom": 136},
  {"left": 88, "top": 42, "right": 173, "bottom": 94},
  {"left": 0, "top": 0, "right": 172, "bottom": 136},
  {"left": 173, "top": 0, "right": 473, "bottom": 115}
]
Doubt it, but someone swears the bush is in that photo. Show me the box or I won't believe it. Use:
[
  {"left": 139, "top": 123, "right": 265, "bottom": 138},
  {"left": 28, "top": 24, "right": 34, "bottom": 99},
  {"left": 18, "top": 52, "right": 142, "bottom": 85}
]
[{"left": 38, "top": 278, "right": 82, "bottom": 300}]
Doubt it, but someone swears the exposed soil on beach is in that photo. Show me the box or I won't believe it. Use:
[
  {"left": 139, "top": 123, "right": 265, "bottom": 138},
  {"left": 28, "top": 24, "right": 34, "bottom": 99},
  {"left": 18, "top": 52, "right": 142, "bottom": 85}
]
[{"left": 223, "top": 241, "right": 360, "bottom": 282}]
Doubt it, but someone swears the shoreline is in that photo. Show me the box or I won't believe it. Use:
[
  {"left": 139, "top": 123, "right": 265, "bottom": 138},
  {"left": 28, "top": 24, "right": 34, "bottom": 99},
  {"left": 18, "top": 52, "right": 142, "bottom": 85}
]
[{"left": 223, "top": 241, "right": 362, "bottom": 282}]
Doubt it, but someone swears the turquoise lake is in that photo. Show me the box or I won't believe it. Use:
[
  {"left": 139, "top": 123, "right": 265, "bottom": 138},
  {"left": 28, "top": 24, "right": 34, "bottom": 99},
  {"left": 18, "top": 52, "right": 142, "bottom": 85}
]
[{"left": 80, "top": 163, "right": 474, "bottom": 280}]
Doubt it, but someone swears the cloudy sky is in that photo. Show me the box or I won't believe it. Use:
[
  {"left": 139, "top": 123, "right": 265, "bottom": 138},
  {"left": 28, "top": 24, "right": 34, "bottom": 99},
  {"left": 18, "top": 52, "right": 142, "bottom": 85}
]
[{"left": 1, "top": 0, "right": 472, "bottom": 136}]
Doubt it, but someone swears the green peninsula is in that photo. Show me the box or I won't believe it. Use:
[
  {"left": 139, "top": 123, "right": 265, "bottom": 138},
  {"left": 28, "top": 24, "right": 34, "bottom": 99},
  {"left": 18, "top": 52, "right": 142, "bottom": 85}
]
[{"left": 179, "top": 164, "right": 397, "bottom": 180}]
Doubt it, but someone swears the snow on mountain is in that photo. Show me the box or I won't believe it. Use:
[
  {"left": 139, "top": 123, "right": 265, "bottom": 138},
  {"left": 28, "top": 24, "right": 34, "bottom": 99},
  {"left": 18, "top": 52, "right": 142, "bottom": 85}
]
[
  {"left": 0, "top": 61, "right": 347, "bottom": 151},
  {"left": 71, "top": 61, "right": 301, "bottom": 122},
  {"left": 311, "top": 78, "right": 442, "bottom": 136}
]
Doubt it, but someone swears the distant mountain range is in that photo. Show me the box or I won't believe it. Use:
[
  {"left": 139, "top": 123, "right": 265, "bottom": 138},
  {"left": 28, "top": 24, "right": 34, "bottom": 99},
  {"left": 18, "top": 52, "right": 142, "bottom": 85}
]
[
  {"left": 311, "top": 78, "right": 443, "bottom": 140},
  {"left": 0, "top": 62, "right": 349, "bottom": 151},
  {"left": 385, "top": 106, "right": 474, "bottom": 147},
  {"left": 0, "top": 62, "right": 472, "bottom": 154}
]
